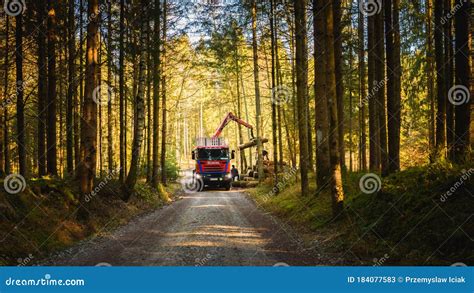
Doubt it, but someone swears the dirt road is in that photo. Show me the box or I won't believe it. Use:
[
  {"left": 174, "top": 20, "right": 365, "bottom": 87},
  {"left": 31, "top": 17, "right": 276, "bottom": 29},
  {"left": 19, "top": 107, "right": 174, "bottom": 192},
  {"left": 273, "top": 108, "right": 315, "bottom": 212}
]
[{"left": 44, "top": 189, "right": 337, "bottom": 266}]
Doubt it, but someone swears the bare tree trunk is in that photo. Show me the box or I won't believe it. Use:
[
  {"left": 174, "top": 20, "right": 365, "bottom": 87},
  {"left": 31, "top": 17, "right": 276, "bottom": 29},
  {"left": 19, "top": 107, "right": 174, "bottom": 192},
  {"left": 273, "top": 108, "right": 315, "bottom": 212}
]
[
  {"left": 444, "top": 0, "right": 454, "bottom": 160},
  {"left": 3, "top": 17, "right": 10, "bottom": 175},
  {"left": 66, "top": 0, "right": 76, "bottom": 175},
  {"left": 160, "top": 0, "right": 168, "bottom": 185},
  {"left": 434, "top": 0, "right": 446, "bottom": 158},
  {"left": 325, "top": 0, "right": 344, "bottom": 216},
  {"left": 119, "top": 0, "right": 126, "bottom": 182},
  {"left": 358, "top": 1, "right": 367, "bottom": 171},
  {"left": 314, "top": 0, "right": 330, "bottom": 190},
  {"left": 334, "top": 0, "right": 345, "bottom": 170},
  {"left": 250, "top": 0, "right": 264, "bottom": 181},
  {"left": 270, "top": 0, "right": 278, "bottom": 183},
  {"left": 124, "top": 1, "right": 148, "bottom": 198},
  {"left": 146, "top": 22, "right": 152, "bottom": 182},
  {"left": 295, "top": 0, "right": 309, "bottom": 195},
  {"left": 152, "top": 0, "right": 161, "bottom": 188},
  {"left": 79, "top": 0, "right": 99, "bottom": 214},
  {"left": 107, "top": 1, "right": 114, "bottom": 174},
  {"left": 386, "top": 0, "right": 401, "bottom": 173},
  {"left": 47, "top": 0, "right": 58, "bottom": 175},
  {"left": 75, "top": 0, "right": 83, "bottom": 172},
  {"left": 426, "top": 0, "right": 436, "bottom": 162},
  {"left": 16, "top": 10, "right": 27, "bottom": 177},
  {"left": 368, "top": 11, "right": 379, "bottom": 171},
  {"left": 453, "top": 0, "right": 470, "bottom": 162},
  {"left": 375, "top": 5, "right": 388, "bottom": 175},
  {"left": 37, "top": 0, "right": 47, "bottom": 176}
]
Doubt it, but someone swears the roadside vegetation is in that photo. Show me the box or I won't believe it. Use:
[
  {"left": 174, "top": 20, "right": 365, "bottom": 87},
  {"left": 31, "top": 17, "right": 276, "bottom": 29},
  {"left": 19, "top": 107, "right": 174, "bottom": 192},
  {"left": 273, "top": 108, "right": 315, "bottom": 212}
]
[
  {"left": 0, "top": 177, "right": 175, "bottom": 266},
  {"left": 247, "top": 164, "right": 473, "bottom": 265}
]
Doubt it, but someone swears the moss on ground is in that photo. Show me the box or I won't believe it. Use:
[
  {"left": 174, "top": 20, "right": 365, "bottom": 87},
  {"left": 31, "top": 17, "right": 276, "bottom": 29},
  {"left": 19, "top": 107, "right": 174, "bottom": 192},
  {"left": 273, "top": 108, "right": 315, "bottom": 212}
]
[
  {"left": 247, "top": 164, "right": 473, "bottom": 265},
  {"left": 0, "top": 177, "right": 175, "bottom": 266}
]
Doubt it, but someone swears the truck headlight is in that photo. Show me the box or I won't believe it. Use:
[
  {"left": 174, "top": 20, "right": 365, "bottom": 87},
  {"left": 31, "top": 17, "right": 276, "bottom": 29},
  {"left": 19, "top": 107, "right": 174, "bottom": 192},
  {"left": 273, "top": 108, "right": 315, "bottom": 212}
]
[{"left": 225, "top": 173, "right": 232, "bottom": 179}]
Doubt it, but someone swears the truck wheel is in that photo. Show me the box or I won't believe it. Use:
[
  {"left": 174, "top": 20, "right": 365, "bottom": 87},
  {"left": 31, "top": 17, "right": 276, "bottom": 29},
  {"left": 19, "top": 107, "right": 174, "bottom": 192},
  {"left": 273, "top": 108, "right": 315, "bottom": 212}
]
[{"left": 224, "top": 183, "right": 231, "bottom": 191}]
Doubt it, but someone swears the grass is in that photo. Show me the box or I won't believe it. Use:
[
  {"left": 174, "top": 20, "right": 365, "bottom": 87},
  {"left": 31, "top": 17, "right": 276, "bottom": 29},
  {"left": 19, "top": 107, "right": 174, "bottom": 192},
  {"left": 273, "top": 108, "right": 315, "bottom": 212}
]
[
  {"left": 247, "top": 163, "right": 473, "bottom": 265},
  {"left": 0, "top": 176, "right": 176, "bottom": 266}
]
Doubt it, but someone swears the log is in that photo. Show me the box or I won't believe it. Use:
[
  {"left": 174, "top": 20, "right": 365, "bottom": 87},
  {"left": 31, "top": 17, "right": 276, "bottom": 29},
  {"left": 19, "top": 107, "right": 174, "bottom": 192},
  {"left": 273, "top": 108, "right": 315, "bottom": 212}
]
[{"left": 238, "top": 138, "right": 269, "bottom": 150}]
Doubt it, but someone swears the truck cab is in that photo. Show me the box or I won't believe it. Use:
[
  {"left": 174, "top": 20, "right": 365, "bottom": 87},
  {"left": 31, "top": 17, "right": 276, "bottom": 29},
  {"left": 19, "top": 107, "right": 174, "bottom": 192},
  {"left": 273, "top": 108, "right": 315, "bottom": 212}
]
[{"left": 192, "top": 138, "right": 235, "bottom": 190}]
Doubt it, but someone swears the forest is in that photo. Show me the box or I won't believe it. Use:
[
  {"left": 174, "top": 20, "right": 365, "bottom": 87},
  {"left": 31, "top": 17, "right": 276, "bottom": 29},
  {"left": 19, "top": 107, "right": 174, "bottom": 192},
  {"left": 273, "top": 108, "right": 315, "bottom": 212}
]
[{"left": 0, "top": 0, "right": 472, "bottom": 266}]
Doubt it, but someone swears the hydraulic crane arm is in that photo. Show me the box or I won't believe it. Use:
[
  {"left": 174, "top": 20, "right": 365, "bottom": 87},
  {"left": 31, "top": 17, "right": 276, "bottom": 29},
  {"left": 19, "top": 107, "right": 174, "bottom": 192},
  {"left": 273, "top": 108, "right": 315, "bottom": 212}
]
[{"left": 212, "top": 112, "right": 254, "bottom": 139}]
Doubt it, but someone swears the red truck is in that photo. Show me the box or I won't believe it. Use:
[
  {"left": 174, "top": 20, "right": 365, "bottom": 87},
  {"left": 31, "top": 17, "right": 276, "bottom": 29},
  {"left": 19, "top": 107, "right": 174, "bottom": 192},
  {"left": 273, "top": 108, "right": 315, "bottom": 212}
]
[{"left": 191, "top": 112, "right": 253, "bottom": 191}]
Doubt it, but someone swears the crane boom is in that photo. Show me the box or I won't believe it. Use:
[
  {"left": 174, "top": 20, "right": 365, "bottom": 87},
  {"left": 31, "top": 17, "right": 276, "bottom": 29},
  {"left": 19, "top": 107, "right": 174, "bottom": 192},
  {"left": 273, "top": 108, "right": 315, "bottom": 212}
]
[{"left": 212, "top": 112, "right": 254, "bottom": 139}]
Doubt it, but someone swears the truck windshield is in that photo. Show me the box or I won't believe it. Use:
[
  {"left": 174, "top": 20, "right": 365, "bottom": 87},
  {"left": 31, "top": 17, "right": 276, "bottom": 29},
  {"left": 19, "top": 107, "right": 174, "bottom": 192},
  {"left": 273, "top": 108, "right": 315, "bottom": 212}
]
[{"left": 197, "top": 148, "right": 229, "bottom": 160}]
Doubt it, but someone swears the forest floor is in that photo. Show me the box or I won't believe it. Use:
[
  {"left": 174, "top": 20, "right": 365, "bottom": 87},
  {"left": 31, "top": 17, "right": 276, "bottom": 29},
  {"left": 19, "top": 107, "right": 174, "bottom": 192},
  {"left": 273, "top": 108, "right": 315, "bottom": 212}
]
[
  {"left": 0, "top": 177, "right": 174, "bottom": 266},
  {"left": 40, "top": 188, "right": 344, "bottom": 266},
  {"left": 247, "top": 164, "right": 473, "bottom": 265}
]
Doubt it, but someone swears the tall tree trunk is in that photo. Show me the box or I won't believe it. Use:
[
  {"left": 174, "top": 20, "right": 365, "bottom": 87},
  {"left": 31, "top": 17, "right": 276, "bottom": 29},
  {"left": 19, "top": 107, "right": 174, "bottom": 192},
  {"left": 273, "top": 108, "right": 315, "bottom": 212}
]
[
  {"left": 453, "top": 0, "right": 470, "bottom": 162},
  {"left": 75, "top": 0, "right": 83, "bottom": 172},
  {"left": 386, "top": 0, "right": 401, "bottom": 173},
  {"left": 358, "top": 0, "right": 367, "bottom": 171},
  {"left": 146, "top": 24, "right": 152, "bottom": 182},
  {"left": 251, "top": 0, "right": 265, "bottom": 181},
  {"left": 107, "top": 1, "right": 114, "bottom": 174},
  {"left": 160, "top": 0, "right": 168, "bottom": 185},
  {"left": 325, "top": 0, "right": 344, "bottom": 216},
  {"left": 270, "top": 0, "right": 278, "bottom": 183},
  {"left": 119, "top": 0, "right": 126, "bottom": 182},
  {"left": 4, "top": 17, "right": 10, "bottom": 175},
  {"left": 434, "top": 0, "right": 446, "bottom": 158},
  {"left": 37, "top": 0, "right": 47, "bottom": 176},
  {"left": 444, "top": 0, "right": 454, "bottom": 160},
  {"left": 314, "top": 0, "right": 330, "bottom": 190},
  {"left": 294, "top": 0, "right": 309, "bottom": 195},
  {"left": 152, "top": 0, "right": 161, "bottom": 188},
  {"left": 234, "top": 28, "right": 247, "bottom": 173},
  {"left": 375, "top": 5, "right": 388, "bottom": 175},
  {"left": 79, "top": 0, "right": 99, "bottom": 212},
  {"left": 368, "top": 11, "right": 379, "bottom": 170},
  {"left": 334, "top": 0, "right": 345, "bottom": 170},
  {"left": 47, "top": 0, "right": 58, "bottom": 175},
  {"left": 124, "top": 1, "right": 148, "bottom": 198},
  {"left": 16, "top": 11, "right": 27, "bottom": 177},
  {"left": 66, "top": 0, "right": 76, "bottom": 175},
  {"left": 426, "top": 0, "right": 436, "bottom": 162}
]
